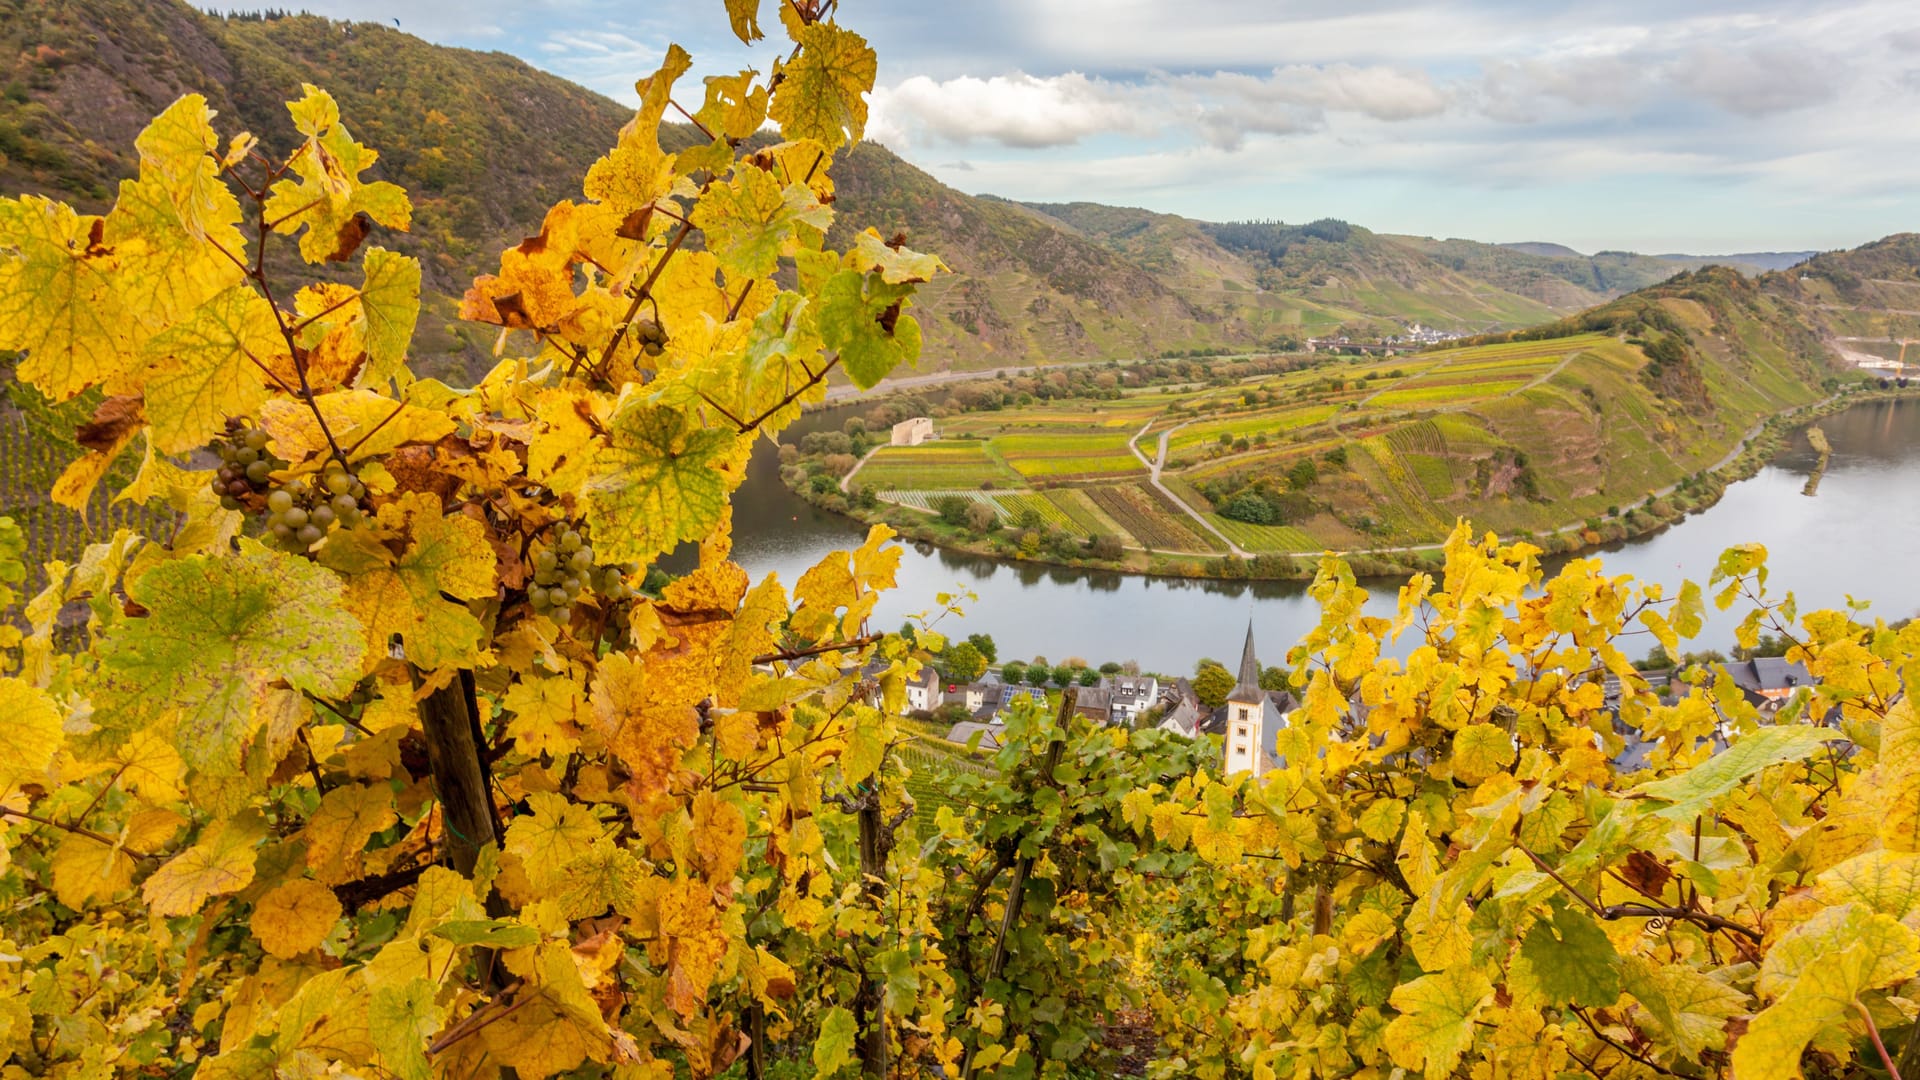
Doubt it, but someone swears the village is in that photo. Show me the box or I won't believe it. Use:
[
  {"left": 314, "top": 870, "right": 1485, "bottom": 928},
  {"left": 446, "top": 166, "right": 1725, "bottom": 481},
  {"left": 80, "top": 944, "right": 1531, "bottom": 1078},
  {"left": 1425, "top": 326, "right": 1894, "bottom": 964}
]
[{"left": 857, "top": 624, "right": 1826, "bottom": 779}]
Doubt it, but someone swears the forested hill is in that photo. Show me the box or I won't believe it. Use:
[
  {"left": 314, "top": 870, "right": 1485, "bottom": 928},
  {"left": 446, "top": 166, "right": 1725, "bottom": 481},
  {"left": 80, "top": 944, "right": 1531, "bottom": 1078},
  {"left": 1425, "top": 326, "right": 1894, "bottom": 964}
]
[{"left": 5, "top": 0, "right": 1848, "bottom": 378}]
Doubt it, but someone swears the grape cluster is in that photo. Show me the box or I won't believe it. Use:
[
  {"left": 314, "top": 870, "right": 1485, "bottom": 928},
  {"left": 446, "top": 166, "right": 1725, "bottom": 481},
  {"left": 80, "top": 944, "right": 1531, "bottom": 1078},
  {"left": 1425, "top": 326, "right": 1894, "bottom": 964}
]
[
  {"left": 527, "top": 525, "right": 633, "bottom": 622},
  {"left": 634, "top": 318, "right": 669, "bottom": 358},
  {"left": 209, "top": 420, "right": 287, "bottom": 510},
  {"left": 264, "top": 457, "right": 369, "bottom": 552}
]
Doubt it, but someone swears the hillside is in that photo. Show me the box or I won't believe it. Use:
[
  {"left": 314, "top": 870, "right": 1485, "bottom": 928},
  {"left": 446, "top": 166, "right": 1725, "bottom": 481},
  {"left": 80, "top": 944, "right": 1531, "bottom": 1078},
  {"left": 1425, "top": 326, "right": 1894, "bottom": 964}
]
[{"left": 816, "top": 261, "right": 1887, "bottom": 571}]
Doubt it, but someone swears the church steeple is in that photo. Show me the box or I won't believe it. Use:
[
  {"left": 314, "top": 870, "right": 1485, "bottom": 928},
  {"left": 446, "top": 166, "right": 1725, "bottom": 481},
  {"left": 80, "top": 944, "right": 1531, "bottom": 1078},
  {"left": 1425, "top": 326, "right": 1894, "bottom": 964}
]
[{"left": 1229, "top": 621, "right": 1263, "bottom": 704}]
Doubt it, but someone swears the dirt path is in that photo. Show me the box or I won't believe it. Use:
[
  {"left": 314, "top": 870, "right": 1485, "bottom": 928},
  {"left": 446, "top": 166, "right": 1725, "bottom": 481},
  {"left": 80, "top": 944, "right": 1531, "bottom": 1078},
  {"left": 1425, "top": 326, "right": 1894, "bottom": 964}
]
[
  {"left": 838, "top": 445, "right": 881, "bottom": 493},
  {"left": 1129, "top": 420, "right": 1249, "bottom": 557}
]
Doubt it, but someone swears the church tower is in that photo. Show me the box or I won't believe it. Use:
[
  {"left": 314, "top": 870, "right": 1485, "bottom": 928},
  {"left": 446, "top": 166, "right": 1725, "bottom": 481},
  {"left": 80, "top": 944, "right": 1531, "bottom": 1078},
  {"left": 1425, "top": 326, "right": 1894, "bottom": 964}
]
[{"left": 1223, "top": 622, "right": 1269, "bottom": 776}]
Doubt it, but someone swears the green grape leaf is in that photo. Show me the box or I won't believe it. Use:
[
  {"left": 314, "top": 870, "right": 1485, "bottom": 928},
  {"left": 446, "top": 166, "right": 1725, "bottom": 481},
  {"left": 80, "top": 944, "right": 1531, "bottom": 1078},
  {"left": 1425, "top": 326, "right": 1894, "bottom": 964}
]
[
  {"left": 584, "top": 401, "right": 737, "bottom": 564},
  {"left": 1628, "top": 724, "right": 1840, "bottom": 819},
  {"left": 769, "top": 22, "right": 876, "bottom": 151},
  {"left": 1519, "top": 903, "right": 1620, "bottom": 1007},
  {"left": 91, "top": 545, "right": 364, "bottom": 776},
  {"left": 813, "top": 1005, "right": 858, "bottom": 1076},
  {"left": 816, "top": 269, "right": 921, "bottom": 389},
  {"left": 851, "top": 228, "right": 948, "bottom": 284},
  {"left": 369, "top": 978, "right": 441, "bottom": 1080},
  {"left": 429, "top": 920, "right": 545, "bottom": 949}
]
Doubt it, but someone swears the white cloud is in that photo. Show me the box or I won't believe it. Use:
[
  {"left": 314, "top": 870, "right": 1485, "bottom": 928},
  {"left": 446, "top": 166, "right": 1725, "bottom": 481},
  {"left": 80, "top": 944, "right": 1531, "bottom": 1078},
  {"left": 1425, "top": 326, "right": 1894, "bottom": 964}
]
[{"left": 870, "top": 72, "right": 1152, "bottom": 149}]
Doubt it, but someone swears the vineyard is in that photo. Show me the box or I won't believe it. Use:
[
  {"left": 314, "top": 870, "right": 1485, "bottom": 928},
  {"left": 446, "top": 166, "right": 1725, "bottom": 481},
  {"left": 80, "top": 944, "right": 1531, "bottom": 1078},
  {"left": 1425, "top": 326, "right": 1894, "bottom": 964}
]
[
  {"left": 854, "top": 443, "right": 1021, "bottom": 489},
  {"left": 1086, "top": 484, "right": 1223, "bottom": 552}
]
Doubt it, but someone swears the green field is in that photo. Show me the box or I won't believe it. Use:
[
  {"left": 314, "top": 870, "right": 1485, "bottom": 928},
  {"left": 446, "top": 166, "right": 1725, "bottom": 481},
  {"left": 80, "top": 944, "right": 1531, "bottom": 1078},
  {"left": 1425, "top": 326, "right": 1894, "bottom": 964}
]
[
  {"left": 987, "top": 431, "right": 1145, "bottom": 479},
  {"left": 856, "top": 442, "right": 1022, "bottom": 489}
]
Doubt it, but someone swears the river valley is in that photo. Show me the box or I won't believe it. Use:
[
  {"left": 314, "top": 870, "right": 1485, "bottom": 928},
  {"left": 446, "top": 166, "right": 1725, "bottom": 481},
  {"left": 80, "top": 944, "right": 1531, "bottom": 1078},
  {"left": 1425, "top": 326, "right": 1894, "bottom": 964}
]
[{"left": 691, "top": 397, "right": 1920, "bottom": 674}]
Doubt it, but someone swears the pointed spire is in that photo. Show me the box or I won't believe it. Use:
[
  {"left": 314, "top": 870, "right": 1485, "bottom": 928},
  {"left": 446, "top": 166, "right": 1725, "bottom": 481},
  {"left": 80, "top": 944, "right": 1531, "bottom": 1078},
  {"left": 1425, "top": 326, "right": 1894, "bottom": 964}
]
[{"left": 1230, "top": 620, "right": 1263, "bottom": 704}]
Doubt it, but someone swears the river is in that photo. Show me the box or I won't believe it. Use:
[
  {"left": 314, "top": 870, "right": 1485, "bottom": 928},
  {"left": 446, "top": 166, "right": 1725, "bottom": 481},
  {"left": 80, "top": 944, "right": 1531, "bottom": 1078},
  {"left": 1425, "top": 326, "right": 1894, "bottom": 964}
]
[{"left": 694, "top": 397, "right": 1920, "bottom": 674}]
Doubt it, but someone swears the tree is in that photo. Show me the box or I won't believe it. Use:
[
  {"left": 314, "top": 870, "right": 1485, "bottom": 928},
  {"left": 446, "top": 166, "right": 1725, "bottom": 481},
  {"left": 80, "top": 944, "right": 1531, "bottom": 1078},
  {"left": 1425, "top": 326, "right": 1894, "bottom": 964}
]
[
  {"left": 1193, "top": 662, "right": 1235, "bottom": 707},
  {"left": 1000, "top": 660, "right": 1026, "bottom": 685},
  {"left": 944, "top": 640, "right": 987, "bottom": 683},
  {"left": 935, "top": 495, "right": 970, "bottom": 526},
  {"left": 1076, "top": 667, "right": 1101, "bottom": 686},
  {"left": 1050, "top": 664, "right": 1075, "bottom": 687},
  {"left": 1258, "top": 664, "right": 1289, "bottom": 691},
  {"left": 963, "top": 500, "right": 999, "bottom": 533},
  {"left": 966, "top": 632, "right": 997, "bottom": 664}
]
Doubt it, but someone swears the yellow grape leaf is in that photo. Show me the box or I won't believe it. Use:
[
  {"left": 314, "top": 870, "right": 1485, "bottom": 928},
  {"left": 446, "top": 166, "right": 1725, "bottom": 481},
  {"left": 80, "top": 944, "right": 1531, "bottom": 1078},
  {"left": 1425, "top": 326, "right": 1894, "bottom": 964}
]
[
  {"left": 142, "top": 810, "right": 269, "bottom": 916},
  {"left": 850, "top": 228, "right": 947, "bottom": 284},
  {"left": 1735, "top": 936, "right": 1913, "bottom": 1080},
  {"left": 715, "top": 573, "right": 787, "bottom": 707},
  {"left": 506, "top": 791, "right": 605, "bottom": 891},
  {"left": 369, "top": 978, "right": 441, "bottom": 1080},
  {"left": 358, "top": 247, "right": 421, "bottom": 383},
  {"left": 658, "top": 877, "right": 729, "bottom": 1018},
  {"left": 1618, "top": 956, "right": 1745, "bottom": 1060},
  {"left": 691, "top": 166, "right": 833, "bottom": 280},
  {"left": 697, "top": 70, "right": 768, "bottom": 141},
  {"left": 1451, "top": 724, "right": 1516, "bottom": 786},
  {"left": 551, "top": 838, "right": 644, "bottom": 921},
  {"left": 1813, "top": 850, "right": 1920, "bottom": 919},
  {"left": 1756, "top": 903, "right": 1920, "bottom": 1000},
  {"left": 769, "top": 22, "right": 876, "bottom": 151},
  {"left": 480, "top": 943, "right": 617, "bottom": 1078},
  {"left": 259, "top": 388, "right": 454, "bottom": 465},
  {"left": 105, "top": 95, "right": 247, "bottom": 339},
  {"left": 590, "top": 652, "right": 700, "bottom": 798},
  {"left": 0, "top": 677, "right": 62, "bottom": 788},
  {"left": 1383, "top": 966, "right": 1492, "bottom": 1080},
  {"left": 320, "top": 493, "right": 495, "bottom": 670},
  {"left": 49, "top": 830, "right": 139, "bottom": 909},
  {"left": 90, "top": 545, "right": 364, "bottom": 777},
  {"left": 303, "top": 782, "right": 398, "bottom": 884},
  {"left": 691, "top": 791, "right": 747, "bottom": 884},
  {"left": 251, "top": 878, "right": 344, "bottom": 959},
  {"left": 263, "top": 85, "right": 412, "bottom": 263},
  {"left": 583, "top": 46, "right": 691, "bottom": 215},
  {"left": 140, "top": 283, "right": 283, "bottom": 453},
  {"left": 722, "top": 0, "right": 763, "bottom": 43},
  {"left": 0, "top": 196, "right": 132, "bottom": 401},
  {"left": 584, "top": 401, "right": 740, "bottom": 565},
  {"left": 502, "top": 674, "right": 586, "bottom": 759}
]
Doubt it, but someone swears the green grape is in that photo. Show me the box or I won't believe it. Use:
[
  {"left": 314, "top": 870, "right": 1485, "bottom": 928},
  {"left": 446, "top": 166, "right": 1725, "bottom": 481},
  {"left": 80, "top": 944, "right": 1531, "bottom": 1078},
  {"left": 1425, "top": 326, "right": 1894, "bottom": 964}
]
[
  {"left": 311, "top": 506, "right": 336, "bottom": 528},
  {"left": 267, "top": 490, "right": 294, "bottom": 513},
  {"left": 528, "top": 586, "right": 549, "bottom": 608},
  {"left": 349, "top": 482, "right": 367, "bottom": 499},
  {"left": 559, "top": 531, "right": 581, "bottom": 553},
  {"left": 330, "top": 493, "right": 357, "bottom": 516},
  {"left": 282, "top": 507, "right": 309, "bottom": 528},
  {"left": 271, "top": 523, "right": 293, "bottom": 542},
  {"left": 296, "top": 524, "right": 323, "bottom": 546},
  {"left": 551, "top": 604, "right": 571, "bottom": 623},
  {"left": 561, "top": 576, "right": 580, "bottom": 594},
  {"left": 533, "top": 550, "right": 558, "bottom": 573},
  {"left": 245, "top": 460, "right": 271, "bottom": 483},
  {"left": 243, "top": 429, "right": 269, "bottom": 451},
  {"left": 235, "top": 447, "right": 259, "bottom": 466},
  {"left": 324, "top": 471, "right": 352, "bottom": 496},
  {"left": 219, "top": 495, "right": 242, "bottom": 510}
]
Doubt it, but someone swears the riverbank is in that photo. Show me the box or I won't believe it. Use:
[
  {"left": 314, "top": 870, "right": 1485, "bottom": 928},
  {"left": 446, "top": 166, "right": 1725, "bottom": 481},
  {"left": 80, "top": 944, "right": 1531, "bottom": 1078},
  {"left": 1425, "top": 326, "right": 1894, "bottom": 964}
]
[{"left": 784, "top": 385, "right": 1920, "bottom": 583}]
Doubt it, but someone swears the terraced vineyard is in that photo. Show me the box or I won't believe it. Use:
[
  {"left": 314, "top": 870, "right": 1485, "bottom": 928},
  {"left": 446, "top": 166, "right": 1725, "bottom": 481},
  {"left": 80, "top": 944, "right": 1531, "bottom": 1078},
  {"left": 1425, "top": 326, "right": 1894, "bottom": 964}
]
[
  {"left": 880, "top": 489, "right": 1005, "bottom": 516},
  {"left": 832, "top": 271, "right": 1850, "bottom": 564},
  {"left": 1087, "top": 484, "right": 1221, "bottom": 552}
]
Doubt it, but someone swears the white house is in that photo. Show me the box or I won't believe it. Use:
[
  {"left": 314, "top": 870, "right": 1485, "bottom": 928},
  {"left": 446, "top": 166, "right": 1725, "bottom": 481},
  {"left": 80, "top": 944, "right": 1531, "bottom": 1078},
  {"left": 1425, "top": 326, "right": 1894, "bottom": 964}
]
[
  {"left": 890, "top": 417, "right": 934, "bottom": 446},
  {"left": 1108, "top": 675, "right": 1159, "bottom": 726},
  {"left": 905, "top": 665, "right": 940, "bottom": 713}
]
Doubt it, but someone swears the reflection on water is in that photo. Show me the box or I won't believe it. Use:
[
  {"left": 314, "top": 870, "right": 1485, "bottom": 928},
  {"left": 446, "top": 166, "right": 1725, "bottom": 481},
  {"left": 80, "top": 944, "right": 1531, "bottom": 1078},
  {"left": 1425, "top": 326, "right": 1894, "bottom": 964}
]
[{"left": 696, "top": 398, "right": 1920, "bottom": 674}]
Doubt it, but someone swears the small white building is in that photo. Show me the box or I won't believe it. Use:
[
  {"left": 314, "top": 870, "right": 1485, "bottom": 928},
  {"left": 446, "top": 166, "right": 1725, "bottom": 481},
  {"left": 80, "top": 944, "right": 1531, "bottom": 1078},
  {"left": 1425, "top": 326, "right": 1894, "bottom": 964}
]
[{"left": 890, "top": 417, "right": 934, "bottom": 446}]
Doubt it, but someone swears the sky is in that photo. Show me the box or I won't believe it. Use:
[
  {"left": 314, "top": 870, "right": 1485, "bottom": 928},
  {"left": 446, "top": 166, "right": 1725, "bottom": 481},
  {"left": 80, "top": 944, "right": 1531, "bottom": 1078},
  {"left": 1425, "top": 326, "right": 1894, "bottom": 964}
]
[{"left": 195, "top": 1, "right": 1920, "bottom": 254}]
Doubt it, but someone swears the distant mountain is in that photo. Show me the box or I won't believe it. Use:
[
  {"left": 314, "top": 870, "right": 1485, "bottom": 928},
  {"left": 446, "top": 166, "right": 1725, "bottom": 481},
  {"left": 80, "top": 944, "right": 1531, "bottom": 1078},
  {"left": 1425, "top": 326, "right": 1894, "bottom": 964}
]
[
  {"left": 1656, "top": 251, "right": 1817, "bottom": 273},
  {"left": 1500, "top": 242, "right": 1586, "bottom": 259}
]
